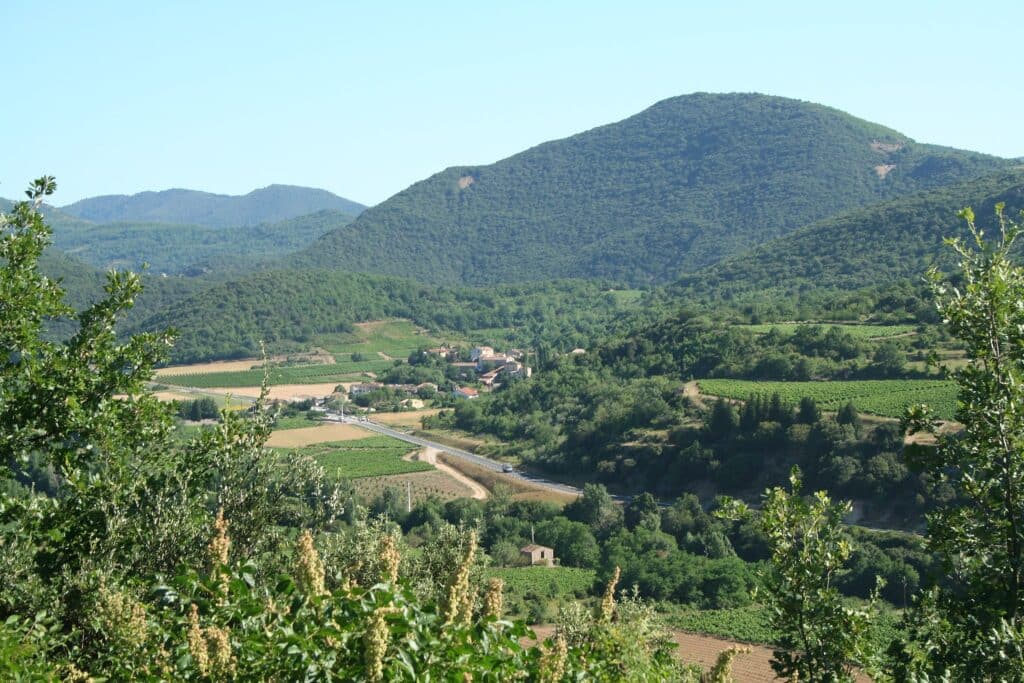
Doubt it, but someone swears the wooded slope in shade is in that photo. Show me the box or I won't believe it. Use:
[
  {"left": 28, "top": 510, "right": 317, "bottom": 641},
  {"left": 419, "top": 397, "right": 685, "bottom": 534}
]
[
  {"left": 294, "top": 92, "right": 1009, "bottom": 285},
  {"left": 672, "top": 167, "right": 1024, "bottom": 302},
  {"left": 35, "top": 247, "right": 205, "bottom": 339},
  {"left": 58, "top": 184, "right": 365, "bottom": 227}
]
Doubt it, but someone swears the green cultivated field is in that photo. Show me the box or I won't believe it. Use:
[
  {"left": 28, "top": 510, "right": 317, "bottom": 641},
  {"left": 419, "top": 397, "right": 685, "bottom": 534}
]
[
  {"left": 487, "top": 567, "right": 597, "bottom": 599},
  {"left": 737, "top": 323, "right": 917, "bottom": 339},
  {"left": 698, "top": 378, "right": 957, "bottom": 420},
  {"left": 279, "top": 436, "right": 431, "bottom": 479},
  {"left": 159, "top": 359, "right": 392, "bottom": 388},
  {"left": 661, "top": 605, "right": 775, "bottom": 644},
  {"left": 317, "top": 320, "right": 449, "bottom": 359},
  {"left": 271, "top": 415, "right": 321, "bottom": 430}
]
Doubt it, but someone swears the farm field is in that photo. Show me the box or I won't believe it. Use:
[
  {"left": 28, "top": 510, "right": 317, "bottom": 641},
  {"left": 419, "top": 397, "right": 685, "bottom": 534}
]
[
  {"left": 660, "top": 603, "right": 901, "bottom": 670},
  {"left": 317, "top": 319, "right": 455, "bottom": 360},
  {"left": 488, "top": 567, "right": 596, "bottom": 599},
  {"left": 266, "top": 423, "right": 371, "bottom": 447},
  {"left": 155, "top": 358, "right": 264, "bottom": 376},
  {"left": 737, "top": 323, "right": 917, "bottom": 339},
  {"left": 698, "top": 378, "right": 957, "bottom": 420},
  {"left": 371, "top": 409, "right": 442, "bottom": 427},
  {"left": 279, "top": 436, "right": 431, "bottom": 479},
  {"left": 525, "top": 624, "right": 861, "bottom": 683},
  {"left": 659, "top": 606, "right": 775, "bottom": 645},
  {"left": 147, "top": 388, "right": 250, "bottom": 409},
  {"left": 157, "top": 359, "right": 391, "bottom": 388},
  {"left": 351, "top": 469, "right": 474, "bottom": 504},
  {"left": 201, "top": 383, "right": 345, "bottom": 401},
  {"left": 270, "top": 415, "right": 322, "bottom": 431}
]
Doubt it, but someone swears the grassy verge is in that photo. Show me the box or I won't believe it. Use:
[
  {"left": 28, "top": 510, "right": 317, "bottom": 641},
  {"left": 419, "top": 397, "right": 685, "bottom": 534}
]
[{"left": 435, "top": 452, "right": 577, "bottom": 506}]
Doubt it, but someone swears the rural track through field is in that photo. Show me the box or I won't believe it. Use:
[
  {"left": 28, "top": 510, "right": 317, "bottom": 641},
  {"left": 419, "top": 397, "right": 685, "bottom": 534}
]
[
  {"left": 412, "top": 447, "right": 488, "bottom": 500},
  {"left": 324, "top": 414, "right": 586, "bottom": 499}
]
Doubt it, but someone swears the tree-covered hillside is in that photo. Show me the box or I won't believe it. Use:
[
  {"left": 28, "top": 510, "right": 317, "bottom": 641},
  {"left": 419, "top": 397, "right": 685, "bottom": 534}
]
[
  {"left": 47, "top": 208, "right": 358, "bottom": 275},
  {"left": 673, "top": 168, "right": 1024, "bottom": 303},
  {"left": 129, "top": 272, "right": 654, "bottom": 363},
  {"left": 36, "top": 248, "right": 203, "bottom": 339},
  {"left": 59, "top": 184, "right": 365, "bottom": 227},
  {"left": 295, "top": 93, "right": 1008, "bottom": 285}
]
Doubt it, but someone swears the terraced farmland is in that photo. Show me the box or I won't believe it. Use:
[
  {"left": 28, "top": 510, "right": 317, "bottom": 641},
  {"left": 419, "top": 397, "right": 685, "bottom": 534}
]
[{"left": 698, "top": 379, "right": 957, "bottom": 420}]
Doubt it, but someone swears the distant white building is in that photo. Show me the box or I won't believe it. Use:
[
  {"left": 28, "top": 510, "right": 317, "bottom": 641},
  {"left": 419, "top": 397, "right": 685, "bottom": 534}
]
[{"left": 350, "top": 382, "right": 384, "bottom": 396}]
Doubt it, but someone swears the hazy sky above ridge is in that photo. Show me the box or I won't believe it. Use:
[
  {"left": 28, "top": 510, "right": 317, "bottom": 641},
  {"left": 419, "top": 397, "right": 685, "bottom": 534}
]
[{"left": 3, "top": 0, "right": 1022, "bottom": 206}]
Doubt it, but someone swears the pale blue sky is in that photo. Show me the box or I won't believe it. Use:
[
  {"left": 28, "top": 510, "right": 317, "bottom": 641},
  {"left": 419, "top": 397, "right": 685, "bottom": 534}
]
[{"left": 3, "top": 1, "right": 1022, "bottom": 206}]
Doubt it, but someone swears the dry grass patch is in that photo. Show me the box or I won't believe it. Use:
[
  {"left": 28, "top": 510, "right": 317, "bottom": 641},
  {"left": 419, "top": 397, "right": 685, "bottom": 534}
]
[
  {"left": 510, "top": 489, "right": 578, "bottom": 506},
  {"left": 203, "top": 383, "right": 342, "bottom": 401},
  {"left": 155, "top": 359, "right": 263, "bottom": 376},
  {"left": 372, "top": 409, "right": 442, "bottom": 427},
  {"left": 266, "top": 423, "right": 371, "bottom": 448},
  {"left": 412, "top": 429, "right": 491, "bottom": 452},
  {"left": 435, "top": 453, "right": 575, "bottom": 506}
]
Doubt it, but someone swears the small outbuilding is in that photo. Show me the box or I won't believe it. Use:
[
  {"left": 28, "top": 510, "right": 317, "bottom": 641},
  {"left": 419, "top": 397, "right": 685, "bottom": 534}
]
[{"left": 520, "top": 544, "right": 555, "bottom": 567}]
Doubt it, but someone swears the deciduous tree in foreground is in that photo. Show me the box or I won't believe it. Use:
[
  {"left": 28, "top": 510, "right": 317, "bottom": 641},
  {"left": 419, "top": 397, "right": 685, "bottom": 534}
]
[{"left": 899, "top": 205, "right": 1024, "bottom": 680}]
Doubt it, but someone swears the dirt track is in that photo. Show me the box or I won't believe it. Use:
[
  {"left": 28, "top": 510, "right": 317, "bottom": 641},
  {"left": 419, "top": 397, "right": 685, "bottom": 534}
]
[{"left": 414, "top": 447, "right": 488, "bottom": 500}]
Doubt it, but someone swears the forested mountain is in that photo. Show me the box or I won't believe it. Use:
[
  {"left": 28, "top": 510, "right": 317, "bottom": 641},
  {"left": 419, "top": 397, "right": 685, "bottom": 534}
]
[
  {"left": 59, "top": 184, "right": 364, "bottom": 228},
  {"left": 673, "top": 167, "right": 1024, "bottom": 303},
  {"left": 294, "top": 92, "right": 1009, "bottom": 285},
  {"left": 46, "top": 208, "right": 358, "bottom": 275}
]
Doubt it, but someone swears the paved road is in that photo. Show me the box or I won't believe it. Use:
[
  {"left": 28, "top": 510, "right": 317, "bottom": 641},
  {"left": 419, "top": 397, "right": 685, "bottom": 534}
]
[{"left": 322, "top": 413, "right": 585, "bottom": 498}]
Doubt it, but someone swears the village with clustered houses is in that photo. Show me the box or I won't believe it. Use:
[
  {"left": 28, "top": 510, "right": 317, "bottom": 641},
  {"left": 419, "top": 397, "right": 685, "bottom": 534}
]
[{"left": 340, "top": 344, "right": 533, "bottom": 413}]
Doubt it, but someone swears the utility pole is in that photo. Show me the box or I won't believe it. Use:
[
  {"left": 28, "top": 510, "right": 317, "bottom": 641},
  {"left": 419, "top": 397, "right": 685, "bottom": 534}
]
[{"left": 407, "top": 480, "right": 412, "bottom": 513}]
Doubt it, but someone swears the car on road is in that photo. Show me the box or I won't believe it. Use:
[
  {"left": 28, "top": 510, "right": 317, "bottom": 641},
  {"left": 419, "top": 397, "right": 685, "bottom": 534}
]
[{"left": 502, "top": 464, "right": 514, "bottom": 473}]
